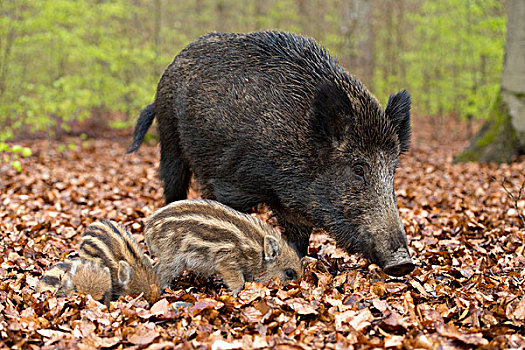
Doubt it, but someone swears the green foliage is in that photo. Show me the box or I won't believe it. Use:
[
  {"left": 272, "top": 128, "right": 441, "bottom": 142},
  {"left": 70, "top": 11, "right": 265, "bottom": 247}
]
[
  {"left": 10, "top": 160, "right": 21, "bottom": 172},
  {"left": 373, "top": 0, "right": 505, "bottom": 120},
  {"left": 0, "top": 0, "right": 158, "bottom": 141},
  {"left": 0, "top": 0, "right": 507, "bottom": 142},
  {"left": 0, "top": 143, "right": 32, "bottom": 171}
]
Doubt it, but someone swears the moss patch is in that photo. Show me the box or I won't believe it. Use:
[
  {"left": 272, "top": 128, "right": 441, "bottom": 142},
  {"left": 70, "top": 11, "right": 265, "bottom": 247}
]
[{"left": 454, "top": 93, "right": 523, "bottom": 163}]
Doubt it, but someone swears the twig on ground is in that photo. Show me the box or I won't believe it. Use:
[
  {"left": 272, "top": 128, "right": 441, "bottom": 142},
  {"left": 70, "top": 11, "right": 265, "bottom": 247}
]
[{"left": 492, "top": 176, "right": 525, "bottom": 228}]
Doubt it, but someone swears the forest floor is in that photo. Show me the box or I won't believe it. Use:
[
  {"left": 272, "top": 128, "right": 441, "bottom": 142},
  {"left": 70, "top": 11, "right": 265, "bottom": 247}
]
[{"left": 0, "top": 118, "right": 524, "bottom": 349}]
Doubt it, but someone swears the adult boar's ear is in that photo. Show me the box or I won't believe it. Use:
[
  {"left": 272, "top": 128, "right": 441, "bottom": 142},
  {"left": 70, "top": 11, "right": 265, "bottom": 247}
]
[
  {"left": 312, "top": 81, "right": 352, "bottom": 145},
  {"left": 264, "top": 236, "right": 282, "bottom": 262},
  {"left": 385, "top": 90, "right": 411, "bottom": 153}
]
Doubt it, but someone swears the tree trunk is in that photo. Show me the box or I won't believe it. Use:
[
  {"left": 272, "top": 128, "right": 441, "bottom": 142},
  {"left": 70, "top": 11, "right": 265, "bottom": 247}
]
[
  {"left": 154, "top": 0, "right": 162, "bottom": 76},
  {"left": 455, "top": 0, "right": 525, "bottom": 163},
  {"left": 340, "top": 0, "right": 374, "bottom": 87},
  {"left": 254, "top": 0, "right": 265, "bottom": 30}
]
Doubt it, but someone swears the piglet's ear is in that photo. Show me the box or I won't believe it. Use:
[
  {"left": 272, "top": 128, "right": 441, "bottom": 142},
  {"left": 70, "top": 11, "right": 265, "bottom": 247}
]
[
  {"left": 264, "top": 236, "right": 282, "bottom": 261},
  {"left": 117, "top": 260, "right": 133, "bottom": 286},
  {"left": 385, "top": 90, "right": 411, "bottom": 153},
  {"left": 63, "top": 279, "right": 73, "bottom": 289}
]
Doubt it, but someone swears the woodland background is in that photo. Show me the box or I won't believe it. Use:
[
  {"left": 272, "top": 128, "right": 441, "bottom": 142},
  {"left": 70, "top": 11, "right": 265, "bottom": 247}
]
[
  {"left": 0, "top": 0, "right": 506, "bottom": 142},
  {"left": 1, "top": 0, "right": 524, "bottom": 349}
]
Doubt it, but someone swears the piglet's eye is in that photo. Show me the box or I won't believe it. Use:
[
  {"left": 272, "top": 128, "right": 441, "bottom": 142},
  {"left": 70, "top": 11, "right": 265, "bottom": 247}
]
[
  {"left": 284, "top": 268, "right": 298, "bottom": 281},
  {"left": 353, "top": 165, "right": 365, "bottom": 178}
]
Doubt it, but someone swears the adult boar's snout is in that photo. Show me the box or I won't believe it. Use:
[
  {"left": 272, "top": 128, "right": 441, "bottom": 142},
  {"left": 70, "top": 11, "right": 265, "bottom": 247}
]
[
  {"left": 382, "top": 246, "right": 415, "bottom": 277},
  {"left": 384, "top": 261, "right": 415, "bottom": 276}
]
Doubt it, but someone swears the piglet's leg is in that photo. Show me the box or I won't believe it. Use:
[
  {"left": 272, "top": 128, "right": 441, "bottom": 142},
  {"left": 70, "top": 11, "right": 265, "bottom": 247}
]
[
  {"left": 217, "top": 267, "right": 245, "bottom": 296},
  {"left": 155, "top": 261, "right": 183, "bottom": 290}
]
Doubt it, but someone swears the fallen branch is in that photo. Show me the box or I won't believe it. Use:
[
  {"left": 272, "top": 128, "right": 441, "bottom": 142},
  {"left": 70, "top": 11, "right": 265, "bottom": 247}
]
[{"left": 493, "top": 176, "right": 525, "bottom": 228}]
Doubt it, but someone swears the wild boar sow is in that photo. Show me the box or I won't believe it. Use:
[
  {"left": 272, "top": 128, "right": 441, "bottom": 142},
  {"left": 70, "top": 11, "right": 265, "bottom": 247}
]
[{"left": 129, "top": 31, "right": 414, "bottom": 276}]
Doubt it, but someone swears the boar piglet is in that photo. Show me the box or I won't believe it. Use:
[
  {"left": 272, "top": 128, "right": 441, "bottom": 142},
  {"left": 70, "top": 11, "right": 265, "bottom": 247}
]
[
  {"left": 79, "top": 220, "right": 160, "bottom": 303},
  {"left": 145, "top": 199, "right": 302, "bottom": 295},
  {"left": 36, "top": 258, "right": 112, "bottom": 305}
]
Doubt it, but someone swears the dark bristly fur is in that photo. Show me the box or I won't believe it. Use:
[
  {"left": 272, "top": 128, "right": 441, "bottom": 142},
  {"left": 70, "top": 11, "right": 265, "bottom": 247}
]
[
  {"left": 36, "top": 259, "right": 112, "bottom": 305},
  {"left": 128, "top": 103, "right": 155, "bottom": 153},
  {"left": 129, "top": 30, "right": 414, "bottom": 277},
  {"left": 79, "top": 220, "right": 160, "bottom": 302},
  {"left": 145, "top": 199, "right": 301, "bottom": 295}
]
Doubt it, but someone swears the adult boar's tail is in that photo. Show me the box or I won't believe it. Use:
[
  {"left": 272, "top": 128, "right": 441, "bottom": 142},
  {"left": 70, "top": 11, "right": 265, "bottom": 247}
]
[{"left": 127, "top": 103, "right": 155, "bottom": 153}]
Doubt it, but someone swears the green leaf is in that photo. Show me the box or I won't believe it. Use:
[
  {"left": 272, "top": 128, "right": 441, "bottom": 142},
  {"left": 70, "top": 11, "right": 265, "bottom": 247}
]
[
  {"left": 21, "top": 147, "right": 33, "bottom": 158},
  {"left": 10, "top": 160, "right": 22, "bottom": 172}
]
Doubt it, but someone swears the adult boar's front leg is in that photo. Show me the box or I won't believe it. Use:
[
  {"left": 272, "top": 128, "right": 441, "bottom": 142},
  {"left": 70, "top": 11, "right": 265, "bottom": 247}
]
[{"left": 273, "top": 208, "right": 313, "bottom": 258}]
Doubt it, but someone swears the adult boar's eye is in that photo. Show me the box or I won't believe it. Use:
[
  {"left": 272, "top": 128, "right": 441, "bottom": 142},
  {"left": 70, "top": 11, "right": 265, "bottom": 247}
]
[
  {"left": 284, "top": 268, "right": 298, "bottom": 281},
  {"left": 353, "top": 165, "right": 365, "bottom": 179}
]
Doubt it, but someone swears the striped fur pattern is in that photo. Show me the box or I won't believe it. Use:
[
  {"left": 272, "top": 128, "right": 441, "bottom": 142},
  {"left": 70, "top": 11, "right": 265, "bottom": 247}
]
[
  {"left": 36, "top": 258, "right": 112, "bottom": 305},
  {"left": 145, "top": 199, "right": 302, "bottom": 294},
  {"left": 79, "top": 220, "right": 160, "bottom": 302}
]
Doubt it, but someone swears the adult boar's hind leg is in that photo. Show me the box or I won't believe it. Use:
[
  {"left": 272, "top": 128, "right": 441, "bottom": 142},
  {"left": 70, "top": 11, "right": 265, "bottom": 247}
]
[{"left": 159, "top": 139, "right": 191, "bottom": 204}]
